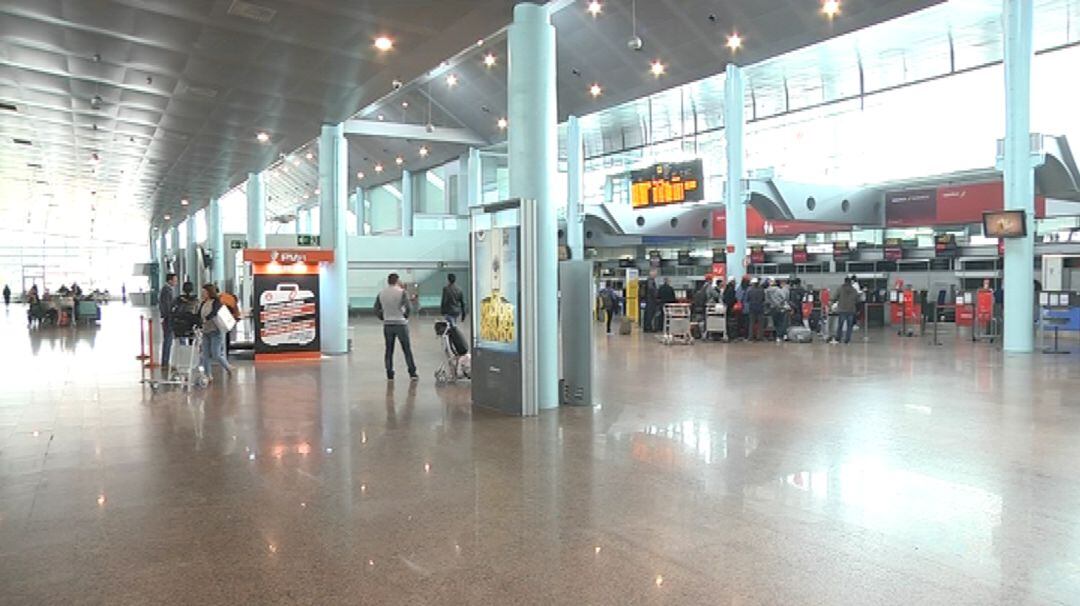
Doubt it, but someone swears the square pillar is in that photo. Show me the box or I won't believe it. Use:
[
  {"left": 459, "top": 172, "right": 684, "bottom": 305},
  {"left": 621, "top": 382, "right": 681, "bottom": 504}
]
[{"left": 319, "top": 123, "right": 349, "bottom": 355}]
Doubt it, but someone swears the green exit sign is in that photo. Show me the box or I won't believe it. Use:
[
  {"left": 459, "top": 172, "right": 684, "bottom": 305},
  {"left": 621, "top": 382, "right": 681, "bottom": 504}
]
[
  {"left": 297, "top": 235, "right": 321, "bottom": 246},
  {"left": 230, "top": 240, "right": 247, "bottom": 250}
]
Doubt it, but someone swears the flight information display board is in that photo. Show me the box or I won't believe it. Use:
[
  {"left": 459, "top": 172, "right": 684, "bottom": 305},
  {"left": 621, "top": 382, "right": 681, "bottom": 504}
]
[{"left": 630, "top": 160, "right": 704, "bottom": 209}]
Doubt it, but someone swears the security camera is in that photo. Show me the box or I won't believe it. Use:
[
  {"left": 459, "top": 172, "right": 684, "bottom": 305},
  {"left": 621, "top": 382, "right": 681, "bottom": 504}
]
[
  {"left": 391, "top": 79, "right": 403, "bottom": 90},
  {"left": 627, "top": 36, "right": 643, "bottom": 51}
]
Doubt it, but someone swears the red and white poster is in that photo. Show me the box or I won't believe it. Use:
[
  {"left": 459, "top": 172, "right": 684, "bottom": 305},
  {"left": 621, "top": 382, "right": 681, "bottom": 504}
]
[{"left": 254, "top": 275, "right": 320, "bottom": 355}]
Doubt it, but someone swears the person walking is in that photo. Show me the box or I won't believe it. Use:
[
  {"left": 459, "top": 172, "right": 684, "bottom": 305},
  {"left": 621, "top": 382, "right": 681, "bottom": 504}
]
[
  {"left": 440, "top": 273, "right": 466, "bottom": 327},
  {"left": 375, "top": 273, "right": 418, "bottom": 381},
  {"left": 735, "top": 276, "right": 752, "bottom": 340},
  {"left": 643, "top": 271, "right": 659, "bottom": 333},
  {"left": 599, "top": 282, "right": 617, "bottom": 334},
  {"left": 198, "top": 284, "right": 233, "bottom": 381},
  {"left": 159, "top": 273, "right": 178, "bottom": 370},
  {"left": 2, "top": 284, "right": 10, "bottom": 306},
  {"left": 832, "top": 277, "right": 859, "bottom": 344},
  {"left": 721, "top": 279, "right": 738, "bottom": 340}
]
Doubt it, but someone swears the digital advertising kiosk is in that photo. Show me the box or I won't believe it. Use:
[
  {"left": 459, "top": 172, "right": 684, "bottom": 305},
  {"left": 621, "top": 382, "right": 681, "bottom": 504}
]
[
  {"left": 242, "top": 248, "right": 334, "bottom": 362},
  {"left": 470, "top": 199, "right": 540, "bottom": 416}
]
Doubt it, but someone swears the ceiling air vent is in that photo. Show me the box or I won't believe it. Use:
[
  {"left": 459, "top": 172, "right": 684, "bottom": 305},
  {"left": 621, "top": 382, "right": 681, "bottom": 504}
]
[
  {"left": 227, "top": 0, "right": 277, "bottom": 23},
  {"left": 182, "top": 83, "right": 219, "bottom": 99},
  {"left": 13, "top": 138, "right": 32, "bottom": 145},
  {"left": 0, "top": 102, "right": 16, "bottom": 112}
]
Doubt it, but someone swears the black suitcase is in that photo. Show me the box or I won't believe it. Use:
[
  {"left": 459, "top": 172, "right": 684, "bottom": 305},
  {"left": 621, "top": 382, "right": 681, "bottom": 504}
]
[{"left": 447, "top": 325, "right": 469, "bottom": 356}]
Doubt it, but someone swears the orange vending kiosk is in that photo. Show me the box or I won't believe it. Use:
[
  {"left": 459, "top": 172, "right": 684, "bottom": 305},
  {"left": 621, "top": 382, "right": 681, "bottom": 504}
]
[{"left": 242, "top": 248, "right": 334, "bottom": 362}]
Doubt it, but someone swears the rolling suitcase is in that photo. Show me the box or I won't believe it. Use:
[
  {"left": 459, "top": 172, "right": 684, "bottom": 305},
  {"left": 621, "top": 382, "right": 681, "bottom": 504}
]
[{"left": 787, "top": 326, "right": 813, "bottom": 343}]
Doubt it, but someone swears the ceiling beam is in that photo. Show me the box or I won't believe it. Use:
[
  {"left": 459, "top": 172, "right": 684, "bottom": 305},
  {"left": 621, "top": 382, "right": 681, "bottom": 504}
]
[{"left": 342, "top": 120, "right": 488, "bottom": 147}]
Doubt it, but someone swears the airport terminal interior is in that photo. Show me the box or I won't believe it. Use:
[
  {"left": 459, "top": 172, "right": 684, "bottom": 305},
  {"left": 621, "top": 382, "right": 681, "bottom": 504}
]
[{"left": 2, "top": 0, "right": 1080, "bottom": 604}]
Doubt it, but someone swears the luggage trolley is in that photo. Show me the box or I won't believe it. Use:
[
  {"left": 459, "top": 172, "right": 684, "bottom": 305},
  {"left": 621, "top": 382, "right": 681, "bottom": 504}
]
[
  {"left": 146, "top": 328, "right": 204, "bottom": 392},
  {"left": 434, "top": 321, "right": 471, "bottom": 384},
  {"left": 660, "top": 303, "right": 694, "bottom": 345}
]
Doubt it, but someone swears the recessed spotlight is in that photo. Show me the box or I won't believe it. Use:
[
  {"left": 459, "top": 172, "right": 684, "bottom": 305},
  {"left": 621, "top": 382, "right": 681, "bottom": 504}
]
[
  {"left": 822, "top": 0, "right": 841, "bottom": 18},
  {"left": 497, "top": 117, "right": 508, "bottom": 130},
  {"left": 164, "top": 214, "right": 171, "bottom": 221},
  {"left": 446, "top": 74, "right": 458, "bottom": 87},
  {"left": 256, "top": 132, "right": 270, "bottom": 143},
  {"left": 374, "top": 36, "right": 393, "bottom": 52},
  {"left": 587, "top": 1, "right": 602, "bottom": 17},
  {"left": 357, "top": 171, "right": 365, "bottom": 180},
  {"left": 395, "top": 156, "right": 404, "bottom": 166},
  {"left": 476, "top": 39, "right": 485, "bottom": 46},
  {"left": 419, "top": 146, "right": 429, "bottom": 158},
  {"left": 483, "top": 54, "right": 497, "bottom": 68},
  {"left": 589, "top": 83, "right": 603, "bottom": 97},
  {"left": 306, "top": 152, "right": 314, "bottom": 160},
  {"left": 401, "top": 101, "right": 409, "bottom": 108},
  {"left": 180, "top": 198, "right": 189, "bottom": 206},
  {"left": 377, "top": 114, "right": 385, "bottom": 121},
  {"left": 374, "top": 163, "right": 384, "bottom": 173},
  {"left": 650, "top": 60, "right": 666, "bottom": 77},
  {"left": 726, "top": 32, "right": 743, "bottom": 51}
]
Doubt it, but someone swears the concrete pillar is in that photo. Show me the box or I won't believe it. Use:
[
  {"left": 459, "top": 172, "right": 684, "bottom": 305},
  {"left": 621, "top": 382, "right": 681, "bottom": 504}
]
[
  {"left": 157, "top": 229, "right": 167, "bottom": 287},
  {"left": 724, "top": 63, "right": 748, "bottom": 283},
  {"left": 185, "top": 215, "right": 199, "bottom": 284},
  {"left": 467, "top": 147, "right": 482, "bottom": 208},
  {"left": 319, "top": 123, "right": 349, "bottom": 355},
  {"left": 168, "top": 226, "right": 179, "bottom": 276},
  {"left": 1002, "top": 0, "right": 1036, "bottom": 353},
  {"left": 509, "top": 2, "right": 558, "bottom": 410},
  {"left": 354, "top": 187, "right": 366, "bottom": 234},
  {"left": 208, "top": 197, "right": 224, "bottom": 286},
  {"left": 401, "top": 169, "right": 414, "bottom": 236},
  {"left": 246, "top": 172, "right": 266, "bottom": 248},
  {"left": 566, "top": 114, "right": 585, "bottom": 260}
]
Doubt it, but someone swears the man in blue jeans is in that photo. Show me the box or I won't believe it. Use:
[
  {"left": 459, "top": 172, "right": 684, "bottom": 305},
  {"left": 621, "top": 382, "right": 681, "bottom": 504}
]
[
  {"left": 158, "top": 273, "right": 177, "bottom": 369},
  {"left": 375, "top": 273, "right": 418, "bottom": 381},
  {"left": 832, "top": 277, "right": 859, "bottom": 344}
]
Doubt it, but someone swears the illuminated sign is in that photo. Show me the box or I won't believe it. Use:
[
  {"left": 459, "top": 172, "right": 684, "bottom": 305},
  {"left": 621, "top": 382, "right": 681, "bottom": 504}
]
[{"left": 630, "top": 160, "right": 704, "bottom": 209}]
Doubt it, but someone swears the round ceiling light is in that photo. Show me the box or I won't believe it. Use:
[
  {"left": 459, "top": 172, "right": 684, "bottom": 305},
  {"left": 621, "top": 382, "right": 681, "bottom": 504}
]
[
  {"left": 446, "top": 74, "right": 459, "bottom": 87},
  {"left": 357, "top": 172, "right": 365, "bottom": 180},
  {"left": 419, "top": 146, "right": 429, "bottom": 158},
  {"left": 726, "top": 33, "right": 743, "bottom": 52},
  {"left": 823, "top": 0, "right": 841, "bottom": 18},
  {"left": 587, "top": 1, "right": 602, "bottom": 17},
  {"left": 375, "top": 163, "right": 384, "bottom": 173},
  {"left": 374, "top": 36, "right": 393, "bottom": 52},
  {"left": 650, "top": 61, "right": 666, "bottom": 77},
  {"left": 589, "top": 83, "right": 602, "bottom": 98},
  {"left": 256, "top": 132, "right": 270, "bottom": 143},
  {"left": 395, "top": 156, "right": 404, "bottom": 166},
  {"left": 163, "top": 214, "right": 171, "bottom": 221},
  {"left": 483, "top": 54, "right": 497, "bottom": 68},
  {"left": 180, "top": 198, "right": 189, "bottom": 206},
  {"left": 305, "top": 152, "right": 314, "bottom": 160},
  {"left": 497, "top": 117, "right": 508, "bottom": 130}
]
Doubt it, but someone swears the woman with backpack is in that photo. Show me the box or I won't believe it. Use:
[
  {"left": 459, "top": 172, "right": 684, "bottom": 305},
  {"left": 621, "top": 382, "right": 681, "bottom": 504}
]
[{"left": 599, "top": 282, "right": 617, "bottom": 335}]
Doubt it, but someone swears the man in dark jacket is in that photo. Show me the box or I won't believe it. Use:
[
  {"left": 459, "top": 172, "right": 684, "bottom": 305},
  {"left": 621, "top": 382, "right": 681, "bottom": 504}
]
[
  {"left": 643, "top": 271, "right": 659, "bottom": 332},
  {"left": 159, "top": 273, "right": 177, "bottom": 369},
  {"left": 832, "top": 277, "right": 859, "bottom": 344},
  {"left": 746, "top": 279, "right": 767, "bottom": 341},
  {"left": 440, "top": 273, "right": 466, "bottom": 326},
  {"left": 788, "top": 278, "right": 806, "bottom": 328}
]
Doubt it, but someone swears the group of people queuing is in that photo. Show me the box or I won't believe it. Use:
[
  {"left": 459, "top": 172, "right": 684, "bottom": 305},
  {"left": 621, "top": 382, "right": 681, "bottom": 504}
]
[
  {"left": 718, "top": 275, "right": 860, "bottom": 344},
  {"left": 158, "top": 273, "right": 240, "bottom": 381}
]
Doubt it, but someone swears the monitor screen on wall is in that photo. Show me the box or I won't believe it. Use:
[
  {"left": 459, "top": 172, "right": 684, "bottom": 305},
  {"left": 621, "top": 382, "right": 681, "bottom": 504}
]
[{"left": 983, "top": 210, "right": 1027, "bottom": 238}]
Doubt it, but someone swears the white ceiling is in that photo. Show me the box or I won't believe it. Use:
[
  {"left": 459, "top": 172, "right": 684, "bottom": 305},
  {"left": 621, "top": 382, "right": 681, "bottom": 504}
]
[{"left": 1, "top": 0, "right": 944, "bottom": 241}]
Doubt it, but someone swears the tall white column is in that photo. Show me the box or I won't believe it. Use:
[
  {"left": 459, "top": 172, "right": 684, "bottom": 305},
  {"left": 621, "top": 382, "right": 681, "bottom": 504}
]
[
  {"left": 401, "top": 169, "right": 414, "bottom": 236},
  {"left": 1002, "top": 0, "right": 1036, "bottom": 353},
  {"left": 509, "top": 2, "right": 558, "bottom": 410},
  {"left": 724, "top": 64, "right": 747, "bottom": 283},
  {"left": 246, "top": 172, "right": 266, "bottom": 248},
  {"left": 319, "top": 123, "right": 349, "bottom": 355},
  {"left": 208, "top": 197, "right": 225, "bottom": 286},
  {"left": 566, "top": 115, "right": 585, "bottom": 260},
  {"left": 467, "top": 147, "right": 482, "bottom": 208},
  {"left": 354, "top": 187, "right": 366, "bottom": 234},
  {"left": 185, "top": 215, "right": 199, "bottom": 285},
  {"left": 168, "top": 225, "right": 179, "bottom": 275},
  {"left": 157, "top": 229, "right": 167, "bottom": 288}
]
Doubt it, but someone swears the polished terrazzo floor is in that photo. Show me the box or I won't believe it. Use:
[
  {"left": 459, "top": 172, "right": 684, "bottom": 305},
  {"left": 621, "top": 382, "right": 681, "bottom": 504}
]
[{"left": 1, "top": 303, "right": 1079, "bottom": 605}]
